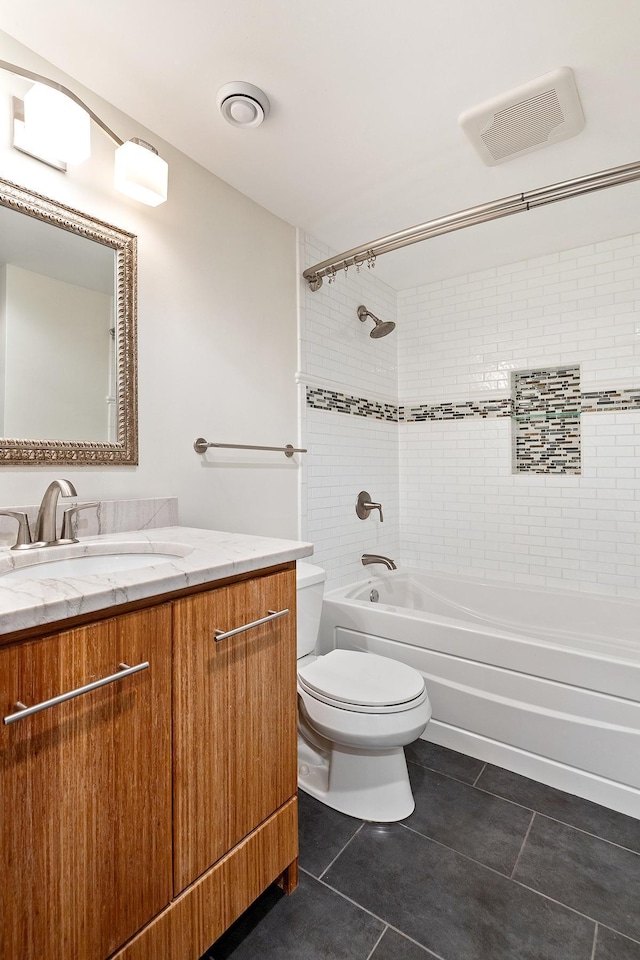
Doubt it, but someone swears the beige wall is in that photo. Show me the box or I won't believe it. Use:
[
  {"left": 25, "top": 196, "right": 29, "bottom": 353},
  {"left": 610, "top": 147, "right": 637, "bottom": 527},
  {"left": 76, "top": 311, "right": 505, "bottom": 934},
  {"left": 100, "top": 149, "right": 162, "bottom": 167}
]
[{"left": 0, "top": 31, "right": 299, "bottom": 538}]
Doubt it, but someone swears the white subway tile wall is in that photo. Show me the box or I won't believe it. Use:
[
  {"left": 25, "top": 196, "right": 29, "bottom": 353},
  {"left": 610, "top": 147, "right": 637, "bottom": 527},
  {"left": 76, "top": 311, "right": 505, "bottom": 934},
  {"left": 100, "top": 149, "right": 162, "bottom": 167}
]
[
  {"left": 302, "top": 406, "right": 399, "bottom": 591},
  {"left": 300, "top": 230, "right": 640, "bottom": 596},
  {"left": 397, "top": 235, "right": 640, "bottom": 596},
  {"left": 299, "top": 233, "right": 399, "bottom": 587},
  {"left": 398, "top": 235, "right": 640, "bottom": 403},
  {"left": 399, "top": 413, "right": 640, "bottom": 596},
  {"left": 298, "top": 233, "right": 398, "bottom": 399}
]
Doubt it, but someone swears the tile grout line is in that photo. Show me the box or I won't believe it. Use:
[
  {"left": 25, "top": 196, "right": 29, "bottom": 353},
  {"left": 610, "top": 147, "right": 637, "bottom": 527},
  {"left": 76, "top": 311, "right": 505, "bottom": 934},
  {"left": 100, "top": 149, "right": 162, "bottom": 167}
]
[
  {"left": 472, "top": 762, "right": 487, "bottom": 787},
  {"left": 510, "top": 810, "right": 536, "bottom": 879},
  {"left": 408, "top": 758, "right": 566, "bottom": 831},
  {"left": 510, "top": 876, "right": 627, "bottom": 939},
  {"left": 364, "top": 925, "right": 388, "bottom": 960},
  {"left": 468, "top": 781, "right": 640, "bottom": 857},
  {"left": 590, "top": 924, "right": 599, "bottom": 960},
  {"left": 397, "top": 820, "right": 635, "bottom": 940},
  {"left": 408, "top": 757, "right": 485, "bottom": 791},
  {"left": 301, "top": 863, "right": 640, "bottom": 958},
  {"left": 303, "top": 868, "right": 448, "bottom": 960},
  {"left": 411, "top": 759, "right": 536, "bottom": 812},
  {"left": 399, "top": 820, "right": 524, "bottom": 880},
  {"left": 418, "top": 758, "right": 640, "bottom": 856},
  {"left": 597, "top": 921, "right": 640, "bottom": 949},
  {"left": 303, "top": 844, "right": 640, "bottom": 956},
  {"left": 318, "top": 822, "right": 365, "bottom": 881}
]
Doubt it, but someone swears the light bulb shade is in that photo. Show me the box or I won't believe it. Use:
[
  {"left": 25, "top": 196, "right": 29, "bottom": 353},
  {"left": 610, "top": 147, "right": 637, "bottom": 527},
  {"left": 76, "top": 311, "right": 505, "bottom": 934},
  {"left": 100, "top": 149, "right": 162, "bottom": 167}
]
[
  {"left": 114, "top": 139, "right": 168, "bottom": 207},
  {"left": 23, "top": 83, "right": 91, "bottom": 165}
]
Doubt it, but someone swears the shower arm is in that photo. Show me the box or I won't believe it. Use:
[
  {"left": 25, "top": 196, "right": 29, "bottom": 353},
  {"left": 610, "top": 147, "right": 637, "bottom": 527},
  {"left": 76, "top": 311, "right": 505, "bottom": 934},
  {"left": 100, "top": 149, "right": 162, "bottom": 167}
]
[
  {"left": 358, "top": 306, "right": 380, "bottom": 324},
  {"left": 302, "top": 158, "right": 640, "bottom": 290}
]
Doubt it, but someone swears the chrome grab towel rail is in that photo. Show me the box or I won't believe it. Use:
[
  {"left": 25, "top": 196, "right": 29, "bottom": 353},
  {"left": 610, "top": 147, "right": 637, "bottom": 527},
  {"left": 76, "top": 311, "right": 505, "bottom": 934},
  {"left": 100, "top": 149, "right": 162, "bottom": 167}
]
[{"left": 194, "top": 438, "right": 307, "bottom": 458}]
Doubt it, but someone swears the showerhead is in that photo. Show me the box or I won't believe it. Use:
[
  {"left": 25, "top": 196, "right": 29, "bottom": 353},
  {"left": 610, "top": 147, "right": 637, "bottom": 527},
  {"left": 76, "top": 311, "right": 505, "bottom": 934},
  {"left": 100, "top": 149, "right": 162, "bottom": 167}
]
[
  {"left": 357, "top": 304, "right": 396, "bottom": 339},
  {"left": 369, "top": 319, "right": 396, "bottom": 338}
]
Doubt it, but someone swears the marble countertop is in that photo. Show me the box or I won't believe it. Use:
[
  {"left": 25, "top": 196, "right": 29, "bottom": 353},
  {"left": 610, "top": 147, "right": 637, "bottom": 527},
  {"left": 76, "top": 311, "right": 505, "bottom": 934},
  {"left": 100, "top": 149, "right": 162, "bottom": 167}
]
[{"left": 0, "top": 526, "right": 313, "bottom": 636}]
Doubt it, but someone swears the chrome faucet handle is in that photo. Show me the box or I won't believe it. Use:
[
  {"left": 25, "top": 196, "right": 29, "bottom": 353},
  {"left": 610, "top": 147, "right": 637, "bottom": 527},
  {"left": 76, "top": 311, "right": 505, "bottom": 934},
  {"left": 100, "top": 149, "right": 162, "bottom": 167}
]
[
  {"left": 61, "top": 502, "right": 100, "bottom": 543},
  {"left": 0, "top": 510, "right": 34, "bottom": 549},
  {"left": 356, "top": 491, "right": 384, "bottom": 522}
]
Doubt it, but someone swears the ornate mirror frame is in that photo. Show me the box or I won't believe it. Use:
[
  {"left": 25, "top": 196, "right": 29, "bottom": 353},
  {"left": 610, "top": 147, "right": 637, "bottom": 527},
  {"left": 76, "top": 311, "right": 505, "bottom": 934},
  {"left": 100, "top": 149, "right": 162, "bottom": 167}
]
[{"left": 0, "top": 176, "right": 138, "bottom": 465}]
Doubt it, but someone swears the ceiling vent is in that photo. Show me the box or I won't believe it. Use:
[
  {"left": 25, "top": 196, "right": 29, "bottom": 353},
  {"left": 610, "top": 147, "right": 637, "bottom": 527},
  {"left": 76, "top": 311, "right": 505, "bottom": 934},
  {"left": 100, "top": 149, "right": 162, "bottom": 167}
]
[{"left": 458, "top": 68, "right": 585, "bottom": 166}]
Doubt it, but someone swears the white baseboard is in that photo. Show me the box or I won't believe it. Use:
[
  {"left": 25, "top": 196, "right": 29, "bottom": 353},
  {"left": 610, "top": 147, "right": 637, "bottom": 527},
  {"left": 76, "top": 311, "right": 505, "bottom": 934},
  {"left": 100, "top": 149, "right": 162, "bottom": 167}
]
[{"left": 424, "top": 719, "right": 640, "bottom": 820}]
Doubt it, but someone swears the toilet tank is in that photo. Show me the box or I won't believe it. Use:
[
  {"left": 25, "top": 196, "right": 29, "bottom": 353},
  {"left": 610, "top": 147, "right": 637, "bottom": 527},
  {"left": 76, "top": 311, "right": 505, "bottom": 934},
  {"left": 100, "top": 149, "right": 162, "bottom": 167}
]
[{"left": 296, "top": 562, "right": 326, "bottom": 659}]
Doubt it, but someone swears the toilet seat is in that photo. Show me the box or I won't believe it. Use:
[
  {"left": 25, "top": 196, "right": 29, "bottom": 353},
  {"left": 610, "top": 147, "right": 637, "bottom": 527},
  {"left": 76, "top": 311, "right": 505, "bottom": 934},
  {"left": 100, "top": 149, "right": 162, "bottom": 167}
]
[{"left": 297, "top": 649, "right": 426, "bottom": 714}]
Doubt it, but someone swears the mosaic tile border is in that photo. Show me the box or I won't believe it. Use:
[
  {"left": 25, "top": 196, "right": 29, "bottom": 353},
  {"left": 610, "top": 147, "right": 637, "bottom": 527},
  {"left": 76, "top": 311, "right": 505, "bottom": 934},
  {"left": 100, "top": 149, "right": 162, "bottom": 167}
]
[
  {"left": 306, "top": 386, "right": 640, "bottom": 422},
  {"left": 306, "top": 387, "right": 398, "bottom": 422},
  {"left": 581, "top": 388, "right": 640, "bottom": 412},
  {"left": 400, "top": 399, "right": 513, "bottom": 422}
]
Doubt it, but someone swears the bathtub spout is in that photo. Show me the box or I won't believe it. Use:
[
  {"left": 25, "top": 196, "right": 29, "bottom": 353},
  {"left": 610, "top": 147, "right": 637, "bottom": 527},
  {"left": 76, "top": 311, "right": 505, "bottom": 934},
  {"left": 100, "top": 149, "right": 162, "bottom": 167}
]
[{"left": 362, "top": 553, "right": 397, "bottom": 570}]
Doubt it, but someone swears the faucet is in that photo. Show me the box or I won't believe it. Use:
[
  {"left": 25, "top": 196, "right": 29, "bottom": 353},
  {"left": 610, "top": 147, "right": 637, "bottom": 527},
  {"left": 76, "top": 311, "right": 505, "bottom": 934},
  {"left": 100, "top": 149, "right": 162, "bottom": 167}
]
[
  {"left": 362, "top": 553, "right": 397, "bottom": 571},
  {"left": 0, "top": 480, "right": 98, "bottom": 550},
  {"left": 34, "top": 479, "right": 78, "bottom": 544},
  {"left": 356, "top": 491, "right": 384, "bottom": 522}
]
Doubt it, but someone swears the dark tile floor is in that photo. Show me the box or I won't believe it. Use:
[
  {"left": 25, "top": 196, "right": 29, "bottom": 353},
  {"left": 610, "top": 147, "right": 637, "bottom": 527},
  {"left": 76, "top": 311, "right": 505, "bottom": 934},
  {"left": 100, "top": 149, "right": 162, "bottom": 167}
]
[{"left": 202, "top": 740, "right": 640, "bottom": 960}]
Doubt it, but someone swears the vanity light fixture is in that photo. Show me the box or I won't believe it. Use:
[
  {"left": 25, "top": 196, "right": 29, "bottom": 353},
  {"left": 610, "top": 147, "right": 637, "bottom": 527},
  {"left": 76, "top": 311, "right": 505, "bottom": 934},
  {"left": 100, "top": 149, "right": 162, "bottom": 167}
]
[
  {"left": 1, "top": 58, "right": 168, "bottom": 206},
  {"left": 23, "top": 82, "right": 91, "bottom": 165},
  {"left": 114, "top": 138, "right": 169, "bottom": 207}
]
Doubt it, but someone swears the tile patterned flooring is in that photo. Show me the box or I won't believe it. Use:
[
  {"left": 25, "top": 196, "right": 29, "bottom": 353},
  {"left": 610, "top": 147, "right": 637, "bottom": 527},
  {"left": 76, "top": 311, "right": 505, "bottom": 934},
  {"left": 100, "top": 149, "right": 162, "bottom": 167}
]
[{"left": 202, "top": 741, "right": 640, "bottom": 960}]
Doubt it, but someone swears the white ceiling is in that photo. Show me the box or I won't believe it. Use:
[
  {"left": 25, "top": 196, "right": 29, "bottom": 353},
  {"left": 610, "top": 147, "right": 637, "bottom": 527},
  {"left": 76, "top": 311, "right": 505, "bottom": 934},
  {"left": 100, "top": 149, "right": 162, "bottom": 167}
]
[{"left": 2, "top": 0, "right": 640, "bottom": 290}]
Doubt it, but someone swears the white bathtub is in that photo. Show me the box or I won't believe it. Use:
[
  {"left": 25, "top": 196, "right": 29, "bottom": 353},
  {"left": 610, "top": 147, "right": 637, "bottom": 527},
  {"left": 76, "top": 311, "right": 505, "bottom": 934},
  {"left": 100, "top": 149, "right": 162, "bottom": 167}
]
[{"left": 318, "top": 569, "right": 640, "bottom": 818}]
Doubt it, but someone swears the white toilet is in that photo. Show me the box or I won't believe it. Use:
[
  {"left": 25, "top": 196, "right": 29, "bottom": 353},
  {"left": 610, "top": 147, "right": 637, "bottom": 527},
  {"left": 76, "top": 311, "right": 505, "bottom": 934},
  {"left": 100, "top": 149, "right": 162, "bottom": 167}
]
[{"left": 296, "top": 561, "right": 431, "bottom": 821}]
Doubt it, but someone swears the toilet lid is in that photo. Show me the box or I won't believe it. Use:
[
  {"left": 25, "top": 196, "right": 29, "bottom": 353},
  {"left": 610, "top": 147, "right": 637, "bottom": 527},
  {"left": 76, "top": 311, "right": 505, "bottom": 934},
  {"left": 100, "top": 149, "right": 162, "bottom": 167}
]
[{"left": 297, "top": 649, "right": 425, "bottom": 708}]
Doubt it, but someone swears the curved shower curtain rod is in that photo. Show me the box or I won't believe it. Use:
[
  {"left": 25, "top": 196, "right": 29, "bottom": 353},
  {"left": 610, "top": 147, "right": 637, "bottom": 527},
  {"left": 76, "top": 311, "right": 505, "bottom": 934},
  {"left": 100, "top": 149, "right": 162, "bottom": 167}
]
[{"left": 302, "top": 158, "right": 640, "bottom": 291}]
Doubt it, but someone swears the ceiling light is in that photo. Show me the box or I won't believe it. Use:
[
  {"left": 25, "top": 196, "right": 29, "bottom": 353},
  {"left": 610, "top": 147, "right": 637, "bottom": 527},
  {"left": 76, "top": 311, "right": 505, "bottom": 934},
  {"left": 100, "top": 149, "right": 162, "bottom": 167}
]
[
  {"left": 23, "top": 82, "right": 91, "bottom": 165},
  {"left": 217, "top": 82, "right": 270, "bottom": 128},
  {"left": 114, "top": 138, "right": 168, "bottom": 207}
]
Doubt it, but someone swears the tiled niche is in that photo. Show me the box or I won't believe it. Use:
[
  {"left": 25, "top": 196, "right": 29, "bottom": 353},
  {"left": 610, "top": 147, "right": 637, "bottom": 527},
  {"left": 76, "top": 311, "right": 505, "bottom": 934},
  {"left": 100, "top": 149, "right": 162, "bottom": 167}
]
[{"left": 512, "top": 366, "right": 581, "bottom": 474}]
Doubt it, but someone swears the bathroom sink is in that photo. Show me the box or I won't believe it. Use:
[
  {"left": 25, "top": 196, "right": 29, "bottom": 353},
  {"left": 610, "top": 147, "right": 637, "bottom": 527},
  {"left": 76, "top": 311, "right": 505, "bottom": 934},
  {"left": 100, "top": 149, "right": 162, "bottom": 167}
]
[{"left": 0, "top": 549, "right": 184, "bottom": 581}]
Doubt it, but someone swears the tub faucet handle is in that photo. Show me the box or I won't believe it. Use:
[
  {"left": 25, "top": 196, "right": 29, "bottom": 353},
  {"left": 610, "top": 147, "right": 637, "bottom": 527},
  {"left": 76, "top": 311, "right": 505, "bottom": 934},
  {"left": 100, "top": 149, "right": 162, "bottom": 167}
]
[{"left": 356, "top": 490, "right": 384, "bottom": 522}]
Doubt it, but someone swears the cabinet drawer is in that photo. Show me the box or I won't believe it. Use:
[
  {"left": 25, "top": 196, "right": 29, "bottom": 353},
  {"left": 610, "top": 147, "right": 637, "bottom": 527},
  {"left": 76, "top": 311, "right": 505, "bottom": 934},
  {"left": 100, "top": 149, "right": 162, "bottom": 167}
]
[
  {"left": 112, "top": 798, "right": 298, "bottom": 960},
  {"left": 172, "top": 568, "right": 297, "bottom": 892}
]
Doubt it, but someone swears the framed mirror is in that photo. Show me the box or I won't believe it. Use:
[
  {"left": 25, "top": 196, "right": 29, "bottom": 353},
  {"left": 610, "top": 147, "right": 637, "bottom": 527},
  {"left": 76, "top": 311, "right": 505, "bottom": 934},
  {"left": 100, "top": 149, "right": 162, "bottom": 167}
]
[{"left": 0, "top": 176, "right": 137, "bottom": 465}]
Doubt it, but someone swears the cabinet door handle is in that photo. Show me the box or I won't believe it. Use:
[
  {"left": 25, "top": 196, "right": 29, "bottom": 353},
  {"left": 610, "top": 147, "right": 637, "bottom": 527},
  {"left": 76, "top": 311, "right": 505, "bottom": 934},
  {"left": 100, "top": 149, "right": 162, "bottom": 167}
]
[
  {"left": 3, "top": 661, "right": 149, "bottom": 725},
  {"left": 214, "top": 608, "right": 289, "bottom": 643}
]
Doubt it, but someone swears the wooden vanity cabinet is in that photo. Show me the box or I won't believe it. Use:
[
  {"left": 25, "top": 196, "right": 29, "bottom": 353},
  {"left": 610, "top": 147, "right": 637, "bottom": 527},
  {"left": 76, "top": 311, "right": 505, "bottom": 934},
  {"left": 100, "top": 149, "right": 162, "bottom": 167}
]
[
  {"left": 0, "top": 605, "right": 173, "bottom": 960},
  {"left": 0, "top": 562, "right": 299, "bottom": 960},
  {"left": 172, "top": 568, "right": 298, "bottom": 892}
]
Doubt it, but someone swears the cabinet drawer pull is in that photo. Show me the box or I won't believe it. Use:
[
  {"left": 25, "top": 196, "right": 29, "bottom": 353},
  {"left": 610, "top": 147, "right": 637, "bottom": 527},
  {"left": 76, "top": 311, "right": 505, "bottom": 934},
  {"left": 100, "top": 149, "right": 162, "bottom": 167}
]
[
  {"left": 214, "top": 608, "right": 289, "bottom": 643},
  {"left": 3, "top": 661, "right": 149, "bottom": 725}
]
